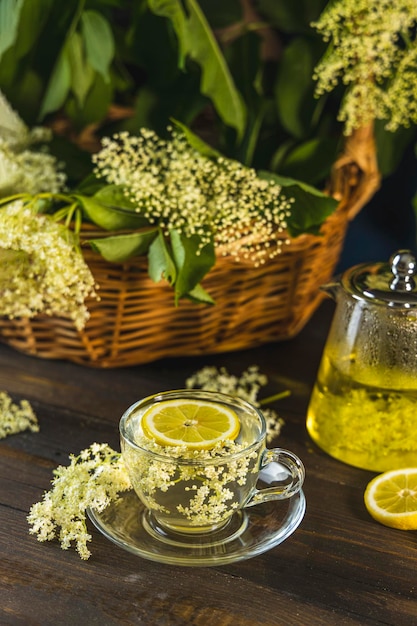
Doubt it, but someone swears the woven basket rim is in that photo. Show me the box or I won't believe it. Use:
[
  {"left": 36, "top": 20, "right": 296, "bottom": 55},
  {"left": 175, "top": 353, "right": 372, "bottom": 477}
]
[
  {"left": 0, "top": 125, "right": 381, "bottom": 367},
  {"left": 77, "top": 124, "right": 380, "bottom": 249}
]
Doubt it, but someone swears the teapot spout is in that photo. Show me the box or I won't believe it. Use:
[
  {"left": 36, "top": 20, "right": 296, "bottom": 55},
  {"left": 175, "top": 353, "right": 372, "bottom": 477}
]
[{"left": 320, "top": 279, "right": 340, "bottom": 300}]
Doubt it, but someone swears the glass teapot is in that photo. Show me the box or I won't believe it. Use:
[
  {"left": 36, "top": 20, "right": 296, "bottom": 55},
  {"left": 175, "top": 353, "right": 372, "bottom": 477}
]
[{"left": 306, "top": 250, "right": 417, "bottom": 472}]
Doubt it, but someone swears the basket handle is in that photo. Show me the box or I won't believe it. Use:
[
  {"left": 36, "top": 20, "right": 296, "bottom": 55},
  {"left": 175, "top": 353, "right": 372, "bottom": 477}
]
[{"left": 328, "top": 123, "right": 381, "bottom": 222}]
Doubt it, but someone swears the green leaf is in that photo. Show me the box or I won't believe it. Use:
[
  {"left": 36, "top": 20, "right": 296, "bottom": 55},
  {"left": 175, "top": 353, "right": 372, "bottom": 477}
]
[
  {"left": 276, "top": 137, "right": 339, "bottom": 185},
  {"left": 81, "top": 10, "right": 115, "bottom": 83},
  {"left": 65, "top": 72, "right": 112, "bottom": 127},
  {"left": 259, "top": 170, "right": 338, "bottom": 237},
  {"left": 48, "top": 135, "right": 92, "bottom": 186},
  {"left": 0, "top": 0, "right": 24, "bottom": 60},
  {"left": 88, "top": 229, "right": 159, "bottom": 263},
  {"left": 39, "top": 46, "right": 71, "bottom": 120},
  {"left": 257, "top": 0, "right": 328, "bottom": 33},
  {"left": 375, "top": 121, "right": 417, "bottom": 177},
  {"left": 275, "top": 37, "right": 320, "bottom": 139},
  {"left": 147, "top": 0, "right": 189, "bottom": 67},
  {"left": 74, "top": 173, "right": 105, "bottom": 195},
  {"left": 270, "top": 138, "right": 297, "bottom": 172},
  {"left": 198, "top": 0, "right": 242, "bottom": 28},
  {"left": 67, "top": 31, "right": 94, "bottom": 107},
  {"left": 128, "top": 8, "right": 184, "bottom": 88},
  {"left": 148, "top": 231, "right": 177, "bottom": 285},
  {"left": 223, "top": 31, "right": 264, "bottom": 166},
  {"left": 0, "top": 0, "right": 73, "bottom": 121},
  {"left": 75, "top": 192, "right": 150, "bottom": 231},
  {"left": 170, "top": 229, "right": 215, "bottom": 303},
  {"left": 12, "top": 0, "right": 54, "bottom": 59},
  {"left": 94, "top": 186, "right": 138, "bottom": 212},
  {"left": 0, "top": 44, "right": 17, "bottom": 90},
  {"left": 6, "top": 71, "right": 43, "bottom": 125},
  {"left": 148, "top": 0, "right": 247, "bottom": 139},
  {"left": 171, "top": 119, "right": 222, "bottom": 159},
  {"left": 187, "top": 282, "right": 215, "bottom": 304}
]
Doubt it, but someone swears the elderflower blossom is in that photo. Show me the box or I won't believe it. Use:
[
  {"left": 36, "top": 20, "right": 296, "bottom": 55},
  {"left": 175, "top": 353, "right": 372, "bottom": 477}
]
[
  {"left": 0, "top": 391, "right": 38, "bottom": 439},
  {"left": 92, "top": 128, "right": 293, "bottom": 266},
  {"left": 27, "top": 443, "right": 131, "bottom": 560},
  {"left": 0, "top": 90, "right": 66, "bottom": 196},
  {"left": 0, "top": 201, "right": 98, "bottom": 330},
  {"left": 313, "top": 0, "right": 417, "bottom": 134},
  {"left": 186, "top": 365, "right": 285, "bottom": 442},
  {"left": 0, "top": 141, "right": 66, "bottom": 197}
]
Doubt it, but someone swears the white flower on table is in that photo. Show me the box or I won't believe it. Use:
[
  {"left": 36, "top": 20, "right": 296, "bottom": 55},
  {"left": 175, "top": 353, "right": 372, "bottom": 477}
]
[
  {"left": 27, "top": 443, "right": 131, "bottom": 561},
  {"left": 0, "top": 391, "right": 38, "bottom": 439}
]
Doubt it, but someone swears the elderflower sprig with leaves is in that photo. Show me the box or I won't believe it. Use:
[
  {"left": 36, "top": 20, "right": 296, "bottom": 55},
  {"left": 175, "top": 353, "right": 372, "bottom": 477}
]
[
  {"left": 313, "top": 0, "right": 417, "bottom": 134},
  {"left": 92, "top": 126, "right": 293, "bottom": 267},
  {"left": 0, "top": 391, "right": 38, "bottom": 439},
  {"left": 0, "top": 90, "right": 338, "bottom": 309},
  {"left": 27, "top": 443, "right": 131, "bottom": 560},
  {"left": 186, "top": 365, "right": 288, "bottom": 442}
]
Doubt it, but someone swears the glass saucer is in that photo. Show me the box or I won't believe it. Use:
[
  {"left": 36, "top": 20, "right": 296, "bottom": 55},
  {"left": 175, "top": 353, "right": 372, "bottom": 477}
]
[{"left": 88, "top": 489, "right": 306, "bottom": 567}]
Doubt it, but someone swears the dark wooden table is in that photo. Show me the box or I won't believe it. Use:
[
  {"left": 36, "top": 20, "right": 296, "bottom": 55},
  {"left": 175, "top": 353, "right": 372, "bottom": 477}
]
[{"left": 1, "top": 301, "right": 416, "bottom": 626}]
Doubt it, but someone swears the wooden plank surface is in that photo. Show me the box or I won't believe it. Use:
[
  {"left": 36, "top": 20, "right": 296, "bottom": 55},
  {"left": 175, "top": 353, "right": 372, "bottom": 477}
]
[{"left": 1, "top": 301, "right": 416, "bottom": 626}]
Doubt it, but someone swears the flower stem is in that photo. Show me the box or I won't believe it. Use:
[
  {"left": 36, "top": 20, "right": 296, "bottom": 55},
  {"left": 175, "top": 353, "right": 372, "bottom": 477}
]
[{"left": 259, "top": 390, "right": 291, "bottom": 406}]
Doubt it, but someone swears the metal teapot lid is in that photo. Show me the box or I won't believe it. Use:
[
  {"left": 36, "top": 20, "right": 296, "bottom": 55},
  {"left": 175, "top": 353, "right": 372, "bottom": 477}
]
[{"left": 343, "top": 250, "right": 417, "bottom": 307}]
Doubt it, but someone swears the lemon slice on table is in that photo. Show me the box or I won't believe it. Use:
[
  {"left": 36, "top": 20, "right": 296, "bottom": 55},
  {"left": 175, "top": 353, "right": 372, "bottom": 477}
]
[
  {"left": 141, "top": 399, "right": 241, "bottom": 449},
  {"left": 364, "top": 468, "right": 417, "bottom": 530}
]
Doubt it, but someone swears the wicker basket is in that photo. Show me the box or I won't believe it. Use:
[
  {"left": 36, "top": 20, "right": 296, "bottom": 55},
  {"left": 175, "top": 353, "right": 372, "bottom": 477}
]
[{"left": 0, "top": 126, "right": 380, "bottom": 367}]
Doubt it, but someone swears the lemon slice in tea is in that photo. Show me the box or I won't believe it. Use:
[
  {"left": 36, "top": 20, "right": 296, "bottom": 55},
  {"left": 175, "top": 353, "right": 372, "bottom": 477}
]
[
  {"left": 364, "top": 468, "right": 417, "bottom": 530},
  {"left": 141, "top": 399, "right": 241, "bottom": 449}
]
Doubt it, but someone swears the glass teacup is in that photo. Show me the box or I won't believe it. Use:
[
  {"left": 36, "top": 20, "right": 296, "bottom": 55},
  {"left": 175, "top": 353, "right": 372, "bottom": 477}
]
[{"left": 120, "top": 389, "right": 305, "bottom": 539}]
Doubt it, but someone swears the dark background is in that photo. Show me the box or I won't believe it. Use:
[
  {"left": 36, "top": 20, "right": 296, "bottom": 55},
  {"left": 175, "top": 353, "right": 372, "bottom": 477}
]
[{"left": 338, "top": 143, "right": 417, "bottom": 271}]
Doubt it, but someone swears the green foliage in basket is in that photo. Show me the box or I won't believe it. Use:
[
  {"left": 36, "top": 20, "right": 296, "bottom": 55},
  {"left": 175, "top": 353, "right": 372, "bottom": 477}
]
[
  {"left": 0, "top": 106, "right": 336, "bottom": 305},
  {"left": 1, "top": 0, "right": 416, "bottom": 320},
  {"left": 2, "top": 0, "right": 415, "bottom": 184},
  {"left": 0, "top": 0, "right": 344, "bottom": 310},
  {"left": 0, "top": 0, "right": 347, "bottom": 185}
]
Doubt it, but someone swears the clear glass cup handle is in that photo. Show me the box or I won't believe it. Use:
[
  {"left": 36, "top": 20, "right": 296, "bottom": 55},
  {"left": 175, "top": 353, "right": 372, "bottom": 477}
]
[{"left": 245, "top": 449, "right": 305, "bottom": 507}]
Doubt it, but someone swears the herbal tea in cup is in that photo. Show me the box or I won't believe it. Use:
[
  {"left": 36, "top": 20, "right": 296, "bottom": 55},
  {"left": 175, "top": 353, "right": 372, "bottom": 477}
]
[{"left": 120, "top": 390, "right": 305, "bottom": 537}]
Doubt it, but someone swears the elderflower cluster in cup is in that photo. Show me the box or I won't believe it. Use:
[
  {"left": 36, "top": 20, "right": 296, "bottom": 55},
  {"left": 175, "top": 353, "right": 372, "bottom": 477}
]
[
  {"left": 313, "top": 0, "right": 417, "bottom": 134},
  {"left": 92, "top": 127, "right": 293, "bottom": 266},
  {"left": 0, "top": 201, "right": 98, "bottom": 330},
  {"left": 123, "top": 435, "right": 258, "bottom": 528}
]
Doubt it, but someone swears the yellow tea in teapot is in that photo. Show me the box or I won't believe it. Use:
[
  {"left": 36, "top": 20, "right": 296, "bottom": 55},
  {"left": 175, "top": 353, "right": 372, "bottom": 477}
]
[{"left": 306, "top": 352, "right": 417, "bottom": 472}]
